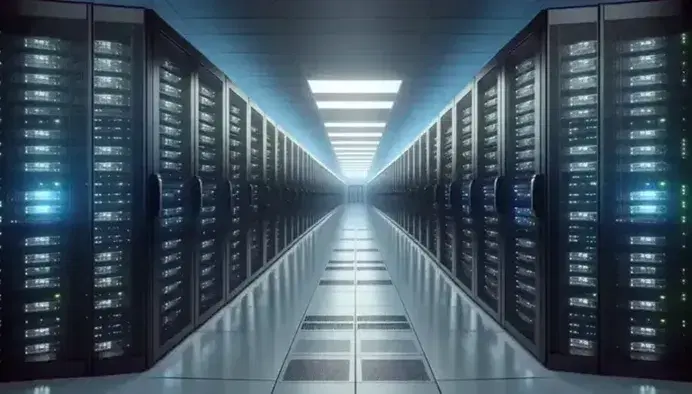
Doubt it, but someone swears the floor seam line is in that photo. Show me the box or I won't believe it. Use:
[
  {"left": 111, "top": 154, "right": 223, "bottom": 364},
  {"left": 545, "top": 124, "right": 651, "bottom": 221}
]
[
  {"left": 146, "top": 376, "right": 276, "bottom": 382},
  {"left": 354, "top": 236, "right": 358, "bottom": 393},
  {"left": 436, "top": 376, "right": 554, "bottom": 382}
]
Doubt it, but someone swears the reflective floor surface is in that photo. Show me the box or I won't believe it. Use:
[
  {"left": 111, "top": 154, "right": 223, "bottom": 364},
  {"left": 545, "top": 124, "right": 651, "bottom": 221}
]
[{"left": 2, "top": 204, "right": 692, "bottom": 393}]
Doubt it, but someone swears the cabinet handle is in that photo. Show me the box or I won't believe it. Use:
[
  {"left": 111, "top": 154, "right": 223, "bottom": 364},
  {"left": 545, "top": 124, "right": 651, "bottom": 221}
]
[
  {"left": 149, "top": 173, "right": 163, "bottom": 218},
  {"left": 193, "top": 176, "right": 203, "bottom": 216},
  {"left": 530, "top": 174, "right": 543, "bottom": 218},
  {"left": 467, "top": 178, "right": 476, "bottom": 215},
  {"left": 493, "top": 175, "right": 503, "bottom": 215}
]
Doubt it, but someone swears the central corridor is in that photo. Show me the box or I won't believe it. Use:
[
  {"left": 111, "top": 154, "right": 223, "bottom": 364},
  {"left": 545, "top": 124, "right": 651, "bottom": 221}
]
[{"left": 4, "top": 206, "right": 692, "bottom": 393}]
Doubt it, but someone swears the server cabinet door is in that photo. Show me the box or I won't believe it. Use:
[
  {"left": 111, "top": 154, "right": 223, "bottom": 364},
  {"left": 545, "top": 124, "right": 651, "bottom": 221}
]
[
  {"left": 276, "top": 132, "right": 286, "bottom": 253},
  {"left": 475, "top": 69, "right": 503, "bottom": 315},
  {"left": 195, "top": 67, "right": 225, "bottom": 321},
  {"left": 546, "top": 7, "right": 599, "bottom": 371},
  {"left": 151, "top": 34, "right": 195, "bottom": 357},
  {"left": 227, "top": 89, "right": 247, "bottom": 297},
  {"left": 420, "top": 132, "right": 430, "bottom": 249},
  {"left": 0, "top": 1, "right": 90, "bottom": 379},
  {"left": 601, "top": 0, "right": 691, "bottom": 380},
  {"left": 503, "top": 37, "right": 544, "bottom": 353},
  {"left": 263, "top": 122, "right": 276, "bottom": 264},
  {"left": 454, "top": 92, "right": 475, "bottom": 291},
  {"left": 92, "top": 7, "right": 147, "bottom": 373},
  {"left": 440, "top": 111, "right": 455, "bottom": 273},
  {"left": 429, "top": 125, "right": 441, "bottom": 257},
  {"left": 247, "top": 109, "right": 263, "bottom": 275}
]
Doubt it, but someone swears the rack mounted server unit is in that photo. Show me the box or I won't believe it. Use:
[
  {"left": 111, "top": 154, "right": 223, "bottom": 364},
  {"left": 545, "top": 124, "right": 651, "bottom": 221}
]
[{"left": 369, "top": 0, "right": 691, "bottom": 382}]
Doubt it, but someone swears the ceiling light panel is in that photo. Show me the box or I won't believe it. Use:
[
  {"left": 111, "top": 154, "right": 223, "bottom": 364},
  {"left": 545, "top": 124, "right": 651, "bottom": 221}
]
[
  {"left": 325, "top": 122, "right": 386, "bottom": 128},
  {"left": 328, "top": 132, "right": 383, "bottom": 138},
  {"left": 317, "top": 101, "right": 394, "bottom": 109},
  {"left": 308, "top": 80, "right": 402, "bottom": 94},
  {"left": 334, "top": 146, "right": 377, "bottom": 153},
  {"left": 331, "top": 140, "right": 379, "bottom": 145}
]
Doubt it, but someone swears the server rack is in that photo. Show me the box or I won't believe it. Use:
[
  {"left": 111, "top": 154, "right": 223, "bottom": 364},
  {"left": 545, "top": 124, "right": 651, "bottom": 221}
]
[
  {"left": 227, "top": 87, "right": 247, "bottom": 299},
  {"left": 263, "top": 121, "right": 276, "bottom": 264},
  {"left": 547, "top": 9, "right": 601, "bottom": 373},
  {"left": 286, "top": 138, "right": 296, "bottom": 244},
  {"left": 428, "top": 124, "right": 440, "bottom": 257},
  {"left": 598, "top": 0, "right": 690, "bottom": 379},
  {"left": 501, "top": 16, "right": 546, "bottom": 357},
  {"left": 420, "top": 131, "right": 430, "bottom": 248},
  {"left": 369, "top": 0, "right": 690, "bottom": 382},
  {"left": 474, "top": 63, "right": 504, "bottom": 318},
  {"left": 247, "top": 108, "right": 264, "bottom": 275},
  {"left": 0, "top": 2, "right": 94, "bottom": 379},
  {"left": 276, "top": 130, "right": 286, "bottom": 253},
  {"left": 440, "top": 109, "right": 455, "bottom": 274},
  {"left": 454, "top": 85, "right": 475, "bottom": 292},
  {"left": 194, "top": 61, "right": 226, "bottom": 325},
  {"left": 413, "top": 138, "right": 422, "bottom": 242}
]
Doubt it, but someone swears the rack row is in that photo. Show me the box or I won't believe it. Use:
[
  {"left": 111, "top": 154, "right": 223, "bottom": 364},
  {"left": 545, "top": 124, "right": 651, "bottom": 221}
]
[
  {"left": 0, "top": 1, "right": 343, "bottom": 381},
  {"left": 368, "top": 0, "right": 691, "bottom": 382}
]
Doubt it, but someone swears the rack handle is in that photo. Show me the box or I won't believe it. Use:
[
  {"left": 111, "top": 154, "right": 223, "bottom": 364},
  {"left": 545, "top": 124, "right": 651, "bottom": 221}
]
[
  {"left": 493, "top": 175, "right": 503, "bottom": 215},
  {"left": 467, "top": 178, "right": 476, "bottom": 215},
  {"left": 530, "top": 174, "right": 543, "bottom": 218},
  {"left": 193, "top": 176, "right": 203, "bottom": 216},
  {"left": 149, "top": 173, "right": 163, "bottom": 218}
]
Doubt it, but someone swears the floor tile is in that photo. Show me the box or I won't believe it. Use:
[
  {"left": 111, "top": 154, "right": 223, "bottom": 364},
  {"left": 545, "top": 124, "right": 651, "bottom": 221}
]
[
  {"left": 283, "top": 359, "right": 352, "bottom": 381},
  {"left": 357, "top": 382, "right": 439, "bottom": 394},
  {"left": 273, "top": 382, "right": 355, "bottom": 394}
]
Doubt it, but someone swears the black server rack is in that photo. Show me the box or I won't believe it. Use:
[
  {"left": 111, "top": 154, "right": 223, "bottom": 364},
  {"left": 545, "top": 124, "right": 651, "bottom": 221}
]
[
  {"left": 0, "top": 2, "right": 92, "bottom": 380},
  {"left": 474, "top": 65, "right": 503, "bottom": 317},
  {"left": 247, "top": 109, "right": 263, "bottom": 275},
  {"left": 440, "top": 109, "right": 455, "bottom": 273},
  {"left": 413, "top": 138, "right": 422, "bottom": 242},
  {"left": 502, "top": 21, "right": 545, "bottom": 356},
  {"left": 263, "top": 121, "right": 276, "bottom": 264},
  {"left": 420, "top": 131, "right": 430, "bottom": 248},
  {"left": 454, "top": 86, "right": 475, "bottom": 291},
  {"left": 547, "top": 6, "right": 602, "bottom": 372},
  {"left": 227, "top": 87, "right": 247, "bottom": 298},
  {"left": 195, "top": 64, "right": 225, "bottom": 323},
  {"left": 91, "top": 7, "right": 147, "bottom": 375},
  {"left": 599, "top": 1, "right": 690, "bottom": 379},
  {"left": 429, "top": 124, "right": 440, "bottom": 257},
  {"left": 297, "top": 148, "right": 306, "bottom": 235},
  {"left": 406, "top": 149, "right": 412, "bottom": 229},
  {"left": 150, "top": 24, "right": 197, "bottom": 361},
  {"left": 286, "top": 138, "right": 296, "bottom": 244},
  {"left": 276, "top": 130, "right": 286, "bottom": 253}
]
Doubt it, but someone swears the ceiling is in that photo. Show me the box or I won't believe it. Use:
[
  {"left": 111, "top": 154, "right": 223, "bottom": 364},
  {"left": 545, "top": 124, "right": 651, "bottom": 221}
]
[{"left": 76, "top": 0, "right": 629, "bottom": 177}]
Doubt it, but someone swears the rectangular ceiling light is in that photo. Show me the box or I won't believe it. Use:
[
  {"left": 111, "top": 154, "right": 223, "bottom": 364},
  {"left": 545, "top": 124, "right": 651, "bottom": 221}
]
[
  {"left": 328, "top": 132, "right": 383, "bottom": 138},
  {"left": 317, "top": 101, "right": 394, "bottom": 109},
  {"left": 308, "top": 80, "right": 402, "bottom": 94},
  {"left": 325, "top": 122, "right": 386, "bottom": 128},
  {"left": 331, "top": 140, "right": 379, "bottom": 146},
  {"left": 333, "top": 146, "right": 377, "bottom": 151}
]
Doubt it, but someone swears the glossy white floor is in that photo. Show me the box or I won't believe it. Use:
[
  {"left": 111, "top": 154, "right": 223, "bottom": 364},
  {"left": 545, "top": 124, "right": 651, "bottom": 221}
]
[{"left": 3, "top": 205, "right": 692, "bottom": 393}]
